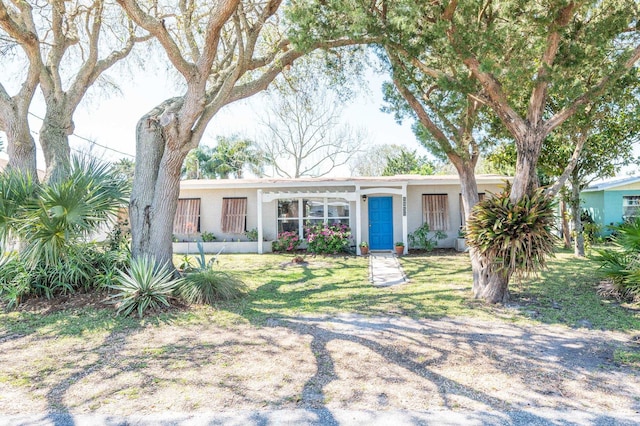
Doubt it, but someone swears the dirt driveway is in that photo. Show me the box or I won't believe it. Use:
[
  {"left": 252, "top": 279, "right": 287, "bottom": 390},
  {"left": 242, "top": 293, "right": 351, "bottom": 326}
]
[{"left": 1, "top": 312, "right": 639, "bottom": 423}]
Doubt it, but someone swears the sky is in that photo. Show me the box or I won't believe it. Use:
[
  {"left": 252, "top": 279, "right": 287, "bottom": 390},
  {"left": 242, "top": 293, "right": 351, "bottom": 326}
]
[{"left": 13, "top": 68, "right": 423, "bottom": 176}]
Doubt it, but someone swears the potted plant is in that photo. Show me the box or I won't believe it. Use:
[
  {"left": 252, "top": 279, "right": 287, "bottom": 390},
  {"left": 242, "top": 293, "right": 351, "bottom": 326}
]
[
  {"left": 456, "top": 227, "right": 467, "bottom": 252},
  {"left": 394, "top": 241, "right": 405, "bottom": 256},
  {"left": 359, "top": 241, "right": 369, "bottom": 255}
]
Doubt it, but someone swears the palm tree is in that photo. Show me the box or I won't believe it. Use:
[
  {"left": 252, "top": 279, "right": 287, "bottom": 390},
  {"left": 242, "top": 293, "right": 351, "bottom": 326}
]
[
  {"left": 0, "top": 156, "right": 129, "bottom": 266},
  {"left": 182, "top": 136, "right": 267, "bottom": 179}
]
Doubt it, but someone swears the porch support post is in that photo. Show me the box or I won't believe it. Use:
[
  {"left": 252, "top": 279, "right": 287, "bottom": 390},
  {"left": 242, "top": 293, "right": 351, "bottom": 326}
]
[
  {"left": 402, "top": 183, "right": 408, "bottom": 254},
  {"left": 257, "top": 189, "right": 264, "bottom": 254},
  {"left": 355, "top": 185, "right": 362, "bottom": 255}
]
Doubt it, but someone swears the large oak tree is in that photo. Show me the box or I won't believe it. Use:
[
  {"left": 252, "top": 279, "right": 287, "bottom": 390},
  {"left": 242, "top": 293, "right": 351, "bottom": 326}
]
[
  {"left": 290, "top": 0, "right": 640, "bottom": 302},
  {"left": 117, "top": 0, "right": 362, "bottom": 266},
  {"left": 0, "top": 0, "right": 147, "bottom": 181}
]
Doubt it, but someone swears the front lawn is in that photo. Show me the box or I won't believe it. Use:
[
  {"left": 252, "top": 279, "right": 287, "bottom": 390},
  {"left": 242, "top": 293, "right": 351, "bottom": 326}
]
[
  {"left": 2, "top": 250, "right": 640, "bottom": 415},
  {"left": 3, "top": 249, "right": 638, "bottom": 336}
]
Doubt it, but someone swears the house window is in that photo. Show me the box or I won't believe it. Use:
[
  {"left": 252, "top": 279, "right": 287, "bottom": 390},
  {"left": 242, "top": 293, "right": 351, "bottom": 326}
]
[
  {"left": 174, "top": 198, "right": 200, "bottom": 234},
  {"left": 277, "top": 198, "right": 350, "bottom": 235},
  {"left": 623, "top": 196, "right": 640, "bottom": 220},
  {"left": 221, "top": 197, "right": 247, "bottom": 234},
  {"left": 459, "top": 193, "right": 485, "bottom": 226},
  {"left": 423, "top": 194, "right": 449, "bottom": 231}
]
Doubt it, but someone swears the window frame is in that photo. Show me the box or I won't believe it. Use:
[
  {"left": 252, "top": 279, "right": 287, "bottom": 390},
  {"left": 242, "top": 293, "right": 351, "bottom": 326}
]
[{"left": 277, "top": 197, "right": 351, "bottom": 236}]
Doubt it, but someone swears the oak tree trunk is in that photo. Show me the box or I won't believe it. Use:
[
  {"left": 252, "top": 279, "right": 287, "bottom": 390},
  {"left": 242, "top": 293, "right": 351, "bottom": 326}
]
[
  {"left": 452, "top": 161, "right": 492, "bottom": 301},
  {"left": 479, "top": 131, "right": 544, "bottom": 303},
  {"left": 6, "top": 117, "right": 38, "bottom": 179},
  {"left": 130, "top": 99, "right": 187, "bottom": 268},
  {"left": 39, "top": 102, "right": 72, "bottom": 182},
  {"left": 510, "top": 132, "right": 543, "bottom": 203}
]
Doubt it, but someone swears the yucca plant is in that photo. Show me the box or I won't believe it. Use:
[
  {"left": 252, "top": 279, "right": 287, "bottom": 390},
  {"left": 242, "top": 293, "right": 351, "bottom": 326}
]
[
  {"left": 109, "top": 255, "right": 183, "bottom": 317},
  {"left": 466, "top": 186, "right": 557, "bottom": 279},
  {"left": 176, "top": 269, "right": 247, "bottom": 305}
]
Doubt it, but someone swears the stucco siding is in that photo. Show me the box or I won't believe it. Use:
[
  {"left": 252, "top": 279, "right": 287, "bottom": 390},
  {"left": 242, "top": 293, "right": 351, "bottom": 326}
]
[
  {"left": 581, "top": 191, "right": 604, "bottom": 228},
  {"left": 177, "top": 187, "right": 260, "bottom": 241},
  {"left": 604, "top": 190, "right": 640, "bottom": 227}
]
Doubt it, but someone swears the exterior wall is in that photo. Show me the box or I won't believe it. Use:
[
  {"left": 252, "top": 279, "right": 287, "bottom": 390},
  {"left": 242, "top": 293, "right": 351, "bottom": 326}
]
[
  {"left": 604, "top": 190, "right": 640, "bottom": 227},
  {"left": 582, "top": 189, "right": 640, "bottom": 236},
  {"left": 177, "top": 187, "right": 262, "bottom": 242},
  {"left": 177, "top": 178, "right": 508, "bottom": 253},
  {"left": 405, "top": 182, "right": 506, "bottom": 249},
  {"left": 581, "top": 191, "right": 605, "bottom": 230}
]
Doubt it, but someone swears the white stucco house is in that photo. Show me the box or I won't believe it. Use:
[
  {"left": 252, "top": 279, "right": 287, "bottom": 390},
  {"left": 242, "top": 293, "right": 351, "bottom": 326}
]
[{"left": 173, "top": 174, "right": 509, "bottom": 255}]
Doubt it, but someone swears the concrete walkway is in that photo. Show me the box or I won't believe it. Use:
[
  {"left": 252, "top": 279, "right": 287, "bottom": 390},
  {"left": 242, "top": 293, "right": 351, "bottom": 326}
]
[{"left": 369, "top": 252, "right": 408, "bottom": 287}]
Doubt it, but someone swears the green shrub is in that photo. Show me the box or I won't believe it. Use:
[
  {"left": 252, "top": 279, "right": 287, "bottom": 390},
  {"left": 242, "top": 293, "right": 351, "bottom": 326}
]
[
  {"left": 466, "top": 186, "right": 556, "bottom": 279},
  {"left": 201, "top": 231, "right": 216, "bottom": 242},
  {"left": 109, "top": 256, "right": 183, "bottom": 317},
  {"left": 0, "top": 243, "right": 129, "bottom": 308},
  {"left": 408, "top": 223, "right": 447, "bottom": 251},
  {"left": 0, "top": 255, "right": 31, "bottom": 310},
  {"left": 272, "top": 231, "right": 301, "bottom": 252},
  {"left": 176, "top": 269, "right": 247, "bottom": 304},
  {"left": 305, "top": 223, "right": 351, "bottom": 254},
  {"left": 245, "top": 228, "right": 259, "bottom": 241},
  {"left": 594, "top": 217, "right": 640, "bottom": 301}
]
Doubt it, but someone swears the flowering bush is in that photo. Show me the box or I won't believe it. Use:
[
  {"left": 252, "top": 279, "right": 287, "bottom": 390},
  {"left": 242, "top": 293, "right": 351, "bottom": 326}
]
[
  {"left": 306, "top": 223, "right": 351, "bottom": 254},
  {"left": 272, "top": 231, "right": 301, "bottom": 252}
]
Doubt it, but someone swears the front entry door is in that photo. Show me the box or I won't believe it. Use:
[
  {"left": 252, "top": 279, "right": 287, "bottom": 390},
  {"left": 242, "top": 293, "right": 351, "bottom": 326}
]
[{"left": 368, "top": 196, "right": 393, "bottom": 250}]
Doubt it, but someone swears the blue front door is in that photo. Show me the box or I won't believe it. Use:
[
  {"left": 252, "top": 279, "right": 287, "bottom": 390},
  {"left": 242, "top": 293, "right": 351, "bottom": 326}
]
[{"left": 368, "top": 196, "right": 393, "bottom": 250}]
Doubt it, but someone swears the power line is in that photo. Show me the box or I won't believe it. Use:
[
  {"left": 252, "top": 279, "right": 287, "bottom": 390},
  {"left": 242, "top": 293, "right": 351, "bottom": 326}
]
[
  {"left": 29, "top": 128, "right": 109, "bottom": 164},
  {"left": 28, "top": 112, "right": 135, "bottom": 159}
]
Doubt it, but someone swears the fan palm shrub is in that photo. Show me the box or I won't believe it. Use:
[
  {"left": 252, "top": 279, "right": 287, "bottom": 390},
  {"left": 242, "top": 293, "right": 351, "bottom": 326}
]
[
  {"left": 109, "top": 255, "right": 183, "bottom": 317},
  {"left": 0, "top": 157, "right": 130, "bottom": 308},
  {"left": 465, "top": 186, "right": 557, "bottom": 280},
  {"left": 594, "top": 217, "right": 640, "bottom": 301},
  {"left": 21, "top": 157, "right": 129, "bottom": 267}
]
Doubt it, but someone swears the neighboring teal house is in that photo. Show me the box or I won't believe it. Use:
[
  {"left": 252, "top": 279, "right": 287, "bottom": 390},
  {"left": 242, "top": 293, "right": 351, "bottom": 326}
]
[{"left": 582, "top": 176, "right": 640, "bottom": 235}]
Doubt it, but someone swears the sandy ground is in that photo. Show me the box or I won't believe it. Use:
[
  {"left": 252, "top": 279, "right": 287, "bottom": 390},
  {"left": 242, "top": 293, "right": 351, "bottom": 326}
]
[{"left": 1, "top": 311, "right": 639, "bottom": 422}]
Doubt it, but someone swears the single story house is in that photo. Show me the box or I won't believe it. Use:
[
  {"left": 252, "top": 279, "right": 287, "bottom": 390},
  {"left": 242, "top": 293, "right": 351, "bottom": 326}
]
[
  {"left": 173, "top": 174, "right": 509, "bottom": 254},
  {"left": 582, "top": 176, "right": 640, "bottom": 235}
]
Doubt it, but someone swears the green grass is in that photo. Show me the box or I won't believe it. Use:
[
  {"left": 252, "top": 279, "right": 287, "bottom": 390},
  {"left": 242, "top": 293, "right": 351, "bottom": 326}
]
[
  {"left": 509, "top": 248, "right": 640, "bottom": 331},
  {"left": 1, "top": 250, "right": 639, "bottom": 338},
  {"left": 614, "top": 348, "right": 640, "bottom": 367}
]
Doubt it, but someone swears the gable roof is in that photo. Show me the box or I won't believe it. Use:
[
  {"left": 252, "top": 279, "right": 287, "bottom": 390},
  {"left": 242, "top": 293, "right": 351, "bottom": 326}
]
[
  {"left": 180, "top": 174, "right": 510, "bottom": 190},
  {"left": 582, "top": 176, "right": 640, "bottom": 192}
]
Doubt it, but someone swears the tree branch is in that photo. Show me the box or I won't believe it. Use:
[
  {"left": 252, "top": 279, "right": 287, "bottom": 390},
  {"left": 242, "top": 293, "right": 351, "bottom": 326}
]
[
  {"left": 543, "top": 43, "right": 640, "bottom": 136},
  {"left": 526, "top": 2, "right": 576, "bottom": 128},
  {"left": 546, "top": 129, "right": 588, "bottom": 198},
  {"left": 116, "top": 0, "right": 196, "bottom": 78}
]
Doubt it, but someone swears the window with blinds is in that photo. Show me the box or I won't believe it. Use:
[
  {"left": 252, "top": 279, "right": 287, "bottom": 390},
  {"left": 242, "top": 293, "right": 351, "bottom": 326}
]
[
  {"left": 423, "top": 194, "right": 449, "bottom": 231},
  {"left": 459, "top": 193, "right": 485, "bottom": 226},
  {"left": 173, "top": 198, "right": 201, "bottom": 234},
  {"left": 221, "top": 197, "right": 247, "bottom": 234}
]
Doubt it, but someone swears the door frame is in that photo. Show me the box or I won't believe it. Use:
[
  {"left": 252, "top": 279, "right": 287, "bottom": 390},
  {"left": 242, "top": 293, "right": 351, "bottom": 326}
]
[{"left": 368, "top": 196, "right": 394, "bottom": 250}]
